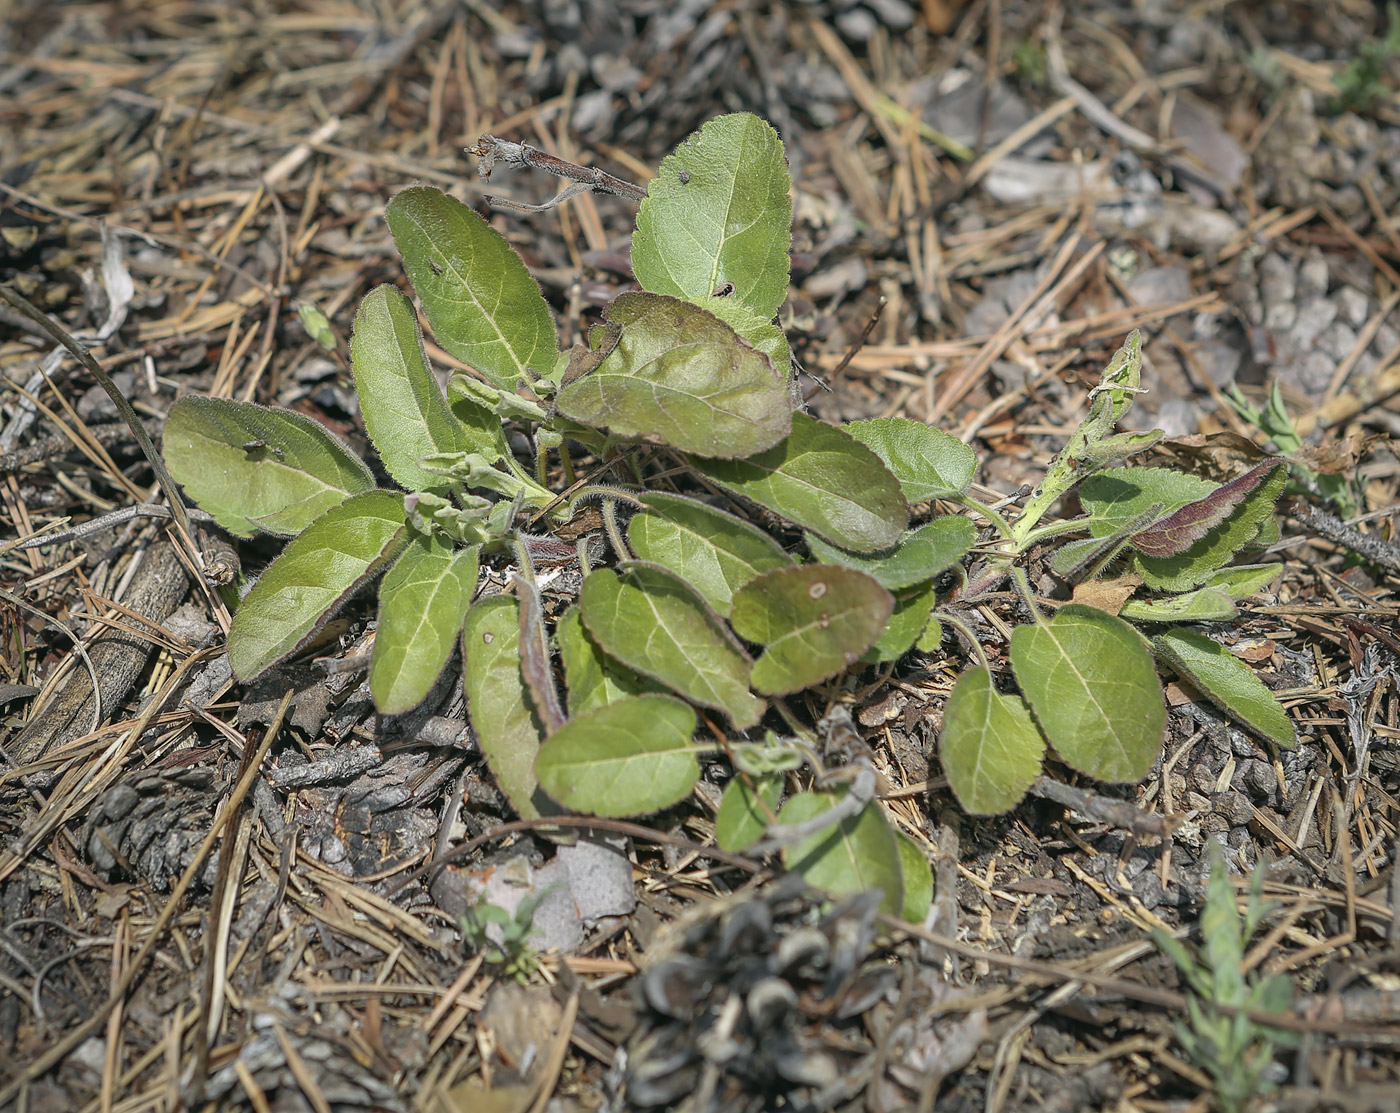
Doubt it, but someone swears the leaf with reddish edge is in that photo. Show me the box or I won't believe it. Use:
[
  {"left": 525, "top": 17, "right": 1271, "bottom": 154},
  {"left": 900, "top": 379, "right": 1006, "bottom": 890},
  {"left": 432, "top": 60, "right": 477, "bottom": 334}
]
[{"left": 1131, "top": 458, "right": 1285, "bottom": 558}]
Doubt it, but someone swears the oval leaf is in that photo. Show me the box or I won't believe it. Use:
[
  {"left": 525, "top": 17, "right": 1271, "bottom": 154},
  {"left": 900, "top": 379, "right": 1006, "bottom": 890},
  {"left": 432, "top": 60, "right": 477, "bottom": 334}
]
[
  {"left": 534, "top": 695, "right": 700, "bottom": 816},
  {"left": 779, "top": 794, "right": 903, "bottom": 916},
  {"left": 554, "top": 292, "right": 791, "bottom": 458},
  {"left": 939, "top": 667, "right": 1045, "bottom": 815},
  {"left": 164, "top": 396, "right": 374, "bottom": 538},
  {"left": 701, "top": 294, "right": 792, "bottom": 381},
  {"left": 628, "top": 492, "right": 794, "bottom": 618},
  {"left": 228, "top": 491, "right": 408, "bottom": 680},
  {"left": 385, "top": 185, "right": 557, "bottom": 389},
  {"left": 715, "top": 774, "right": 784, "bottom": 852},
  {"left": 1009, "top": 604, "right": 1165, "bottom": 783},
  {"left": 1152, "top": 629, "right": 1297, "bottom": 749},
  {"left": 463, "top": 595, "right": 549, "bottom": 819},
  {"left": 370, "top": 534, "right": 478, "bottom": 714},
  {"left": 806, "top": 514, "right": 975, "bottom": 590},
  {"left": 730, "top": 565, "right": 894, "bottom": 696},
  {"left": 693, "top": 412, "right": 908, "bottom": 553},
  {"left": 351, "top": 284, "right": 469, "bottom": 493},
  {"left": 557, "top": 605, "right": 660, "bottom": 715},
  {"left": 862, "top": 582, "right": 938, "bottom": 664},
  {"left": 579, "top": 563, "right": 765, "bottom": 729},
  {"left": 632, "top": 113, "right": 792, "bottom": 318},
  {"left": 845, "top": 417, "right": 977, "bottom": 502}
]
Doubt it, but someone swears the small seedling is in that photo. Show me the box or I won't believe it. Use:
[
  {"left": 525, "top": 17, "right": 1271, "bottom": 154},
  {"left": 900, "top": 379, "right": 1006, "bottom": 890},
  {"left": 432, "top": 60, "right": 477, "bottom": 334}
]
[
  {"left": 163, "top": 113, "right": 1299, "bottom": 917},
  {"left": 460, "top": 888, "right": 553, "bottom": 985},
  {"left": 1153, "top": 843, "right": 1296, "bottom": 1112},
  {"left": 1332, "top": 2, "right": 1400, "bottom": 112}
]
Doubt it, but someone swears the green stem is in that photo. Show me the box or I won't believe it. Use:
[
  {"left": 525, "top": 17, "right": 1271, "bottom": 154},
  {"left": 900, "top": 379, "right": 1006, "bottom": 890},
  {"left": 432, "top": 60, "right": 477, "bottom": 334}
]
[
  {"left": 1010, "top": 566, "right": 1045, "bottom": 625},
  {"left": 932, "top": 610, "right": 992, "bottom": 673},
  {"left": 955, "top": 495, "right": 1014, "bottom": 540},
  {"left": 1017, "top": 517, "right": 1091, "bottom": 548}
]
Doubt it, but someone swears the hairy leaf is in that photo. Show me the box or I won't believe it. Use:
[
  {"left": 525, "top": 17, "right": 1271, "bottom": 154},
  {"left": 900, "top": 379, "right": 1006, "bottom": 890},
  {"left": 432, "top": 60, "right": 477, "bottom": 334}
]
[
  {"left": 164, "top": 396, "right": 374, "bottom": 538},
  {"left": 805, "top": 514, "right": 975, "bottom": 590},
  {"left": 730, "top": 565, "right": 893, "bottom": 695},
  {"left": 1134, "top": 465, "right": 1288, "bottom": 592},
  {"left": 715, "top": 774, "right": 784, "bottom": 852},
  {"left": 1009, "top": 604, "right": 1165, "bottom": 783},
  {"left": 632, "top": 113, "right": 792, "bottom": 318},
  {"left": 1152, "top": 629, "right": 1297, "bottom": 749},
  {"left": 1080, "top": 468, "right": 1215, "bottom": 537},
  {"left": 351, "top": 284, "right": 469, "bottom": 493},
  {"left": 556, "top": 605, "right": 659, "bottom": 715},
  {"left": 862, "top": 582, "right": 939, "bottom": 664},
  {"left": 628, "top": 492, "right": 794, "bottom": 618},
  {"left": 693, "top": 412, "right": 908, "bottom": 552},
  {"left": 939, "top": 667, "right": 1044, "bottom": 814},
  {"left": 1130, "top": 459, "right": 1285, "bottom": 557},
  {"left": 228, "top": 491, "right": 408, "bottom": 679},
  {"left": 534, "top": 695, "right": 701, "bottom": 816},
  {"left": 463, "top": 595, "right": 549, "bottom": 819},
  {"left": 844, "top": 417, "right": 977, "bottom": 502},
  {"left": 1120, "top": 588, "right": 1238, "bottom": 623},
  {"left": 702, "top": 294, "right": 792, "bottom": 381},
  {"left": 370, "top": 534, "right": 478, "bottom": 713},
  {"left": 780, "top": 794, "right": 902, "bottom": 916},
  {"left": 385, "top": 185, "right": 557, "bottom": 389},
  {"left": 579, "top": 563, "right": 765, "bottom": 729},
  {"left": 554, "top": 292, "right": 791, "bottom": 458}
]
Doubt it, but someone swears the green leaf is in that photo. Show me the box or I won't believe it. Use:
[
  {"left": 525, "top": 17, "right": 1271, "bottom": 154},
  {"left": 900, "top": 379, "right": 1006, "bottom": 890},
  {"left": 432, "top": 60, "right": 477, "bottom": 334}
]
[
  {"left": 1206, "top": 564, "right": 1282, "bottom": 600},
  {"left": 780, "top": 793, "right": 903, "bottom": 916},
  {"left": 1080, "top": 465, "right": 1289, "bottom": 593},
  {"left": 579, "top": 563, "right": 765, "bottom": 729},
  {"left": 844, "top": 417, "right": 977, "bottom": 502},
  {"left": 862, "top": 582, "right": 938, "bottom": 664},
  {"left": 463, "top": 595, "right": 549, "bottom": 819},
  {"left": 1120, "top": 588, "right": 1238, "bottom": 623},
  {"left": 164, "top": 396, "right": 374, "bottom": 538},
  {"left": 1134, "top": 465, "right": 1287, "bottom": 592},
  {"left": 632, "top": 113, "right": 792, "bottom": 318},
  {"left": 385, "top": 185, "right": 557, "bottom": 389},
  {"left": 556, "top": 605, "right": 659, "bottom": 715},
  {"left": 351, "top": 284, "right": 470, "bottom": 494},
  {"left": 228, "top": 491, "right": 408, "bottom": 680},
  {"left": 370, "top": 534, "right": 478, "bottom": 714},
  {"left": 701, "top": 295, "right": 792, "bottom": 381},
  {"left": 1080, "top": 467, "right": 1216, "bottom": 538},
  {"left": 554, "top": 292, "right": 791, "bottom": 458},
  {"left": 715, "top": 774, "right": 784, "bottom": 852},
  {"left": 916, "top": 617, "right": 944, "bottom": 654},
  {"left": 628, "top": 492, "right": 794, "bottom": 618},
  {"left": 534, "top": 695, "right": 701, "bottom": 816},
  {"left": 1129, "top": 459, "right": 1285, "bottom": 558},
  {"left": 730, "top": 565, "right": 894, "bottom": 695},
  {"left": 893, "top": 830, "right": 933, "bottom": 924},
  {"left": 693, "top": 412, "right": 908, "bottom": 553},
  {"left": 1009, "top": 604, "right": 1165, "bottom": 783},
  {"left": 1152, "top": 629, "right": 1297, "bottom": 749},
  {"left": 805, "top": 515, "right": 975, "bottom": 590},
  {"left": 939, "top": 666, "right": 1045, "bottom": 814},
  {"left": 444, "top": 374, "right": 516, "bottom": 462}
]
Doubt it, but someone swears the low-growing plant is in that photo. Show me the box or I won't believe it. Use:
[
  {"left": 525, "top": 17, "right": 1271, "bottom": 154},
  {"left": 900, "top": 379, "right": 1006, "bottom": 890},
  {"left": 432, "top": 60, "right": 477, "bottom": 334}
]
[
  {"left": 460, "top": 889, "right": 552, "bottom": 985},
  {"left": 163, "top": 113, "right": 1298, "bottom": 918},
  {"left": 1153, "top": 843, "right": 1296, "bottom": 1112}
]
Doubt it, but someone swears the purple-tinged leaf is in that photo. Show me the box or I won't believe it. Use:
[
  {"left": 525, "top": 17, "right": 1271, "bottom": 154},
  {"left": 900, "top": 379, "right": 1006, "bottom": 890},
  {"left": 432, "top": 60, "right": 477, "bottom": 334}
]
[{"left": 1131, "top": 458, "right": 1285, "bottom": 558}]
